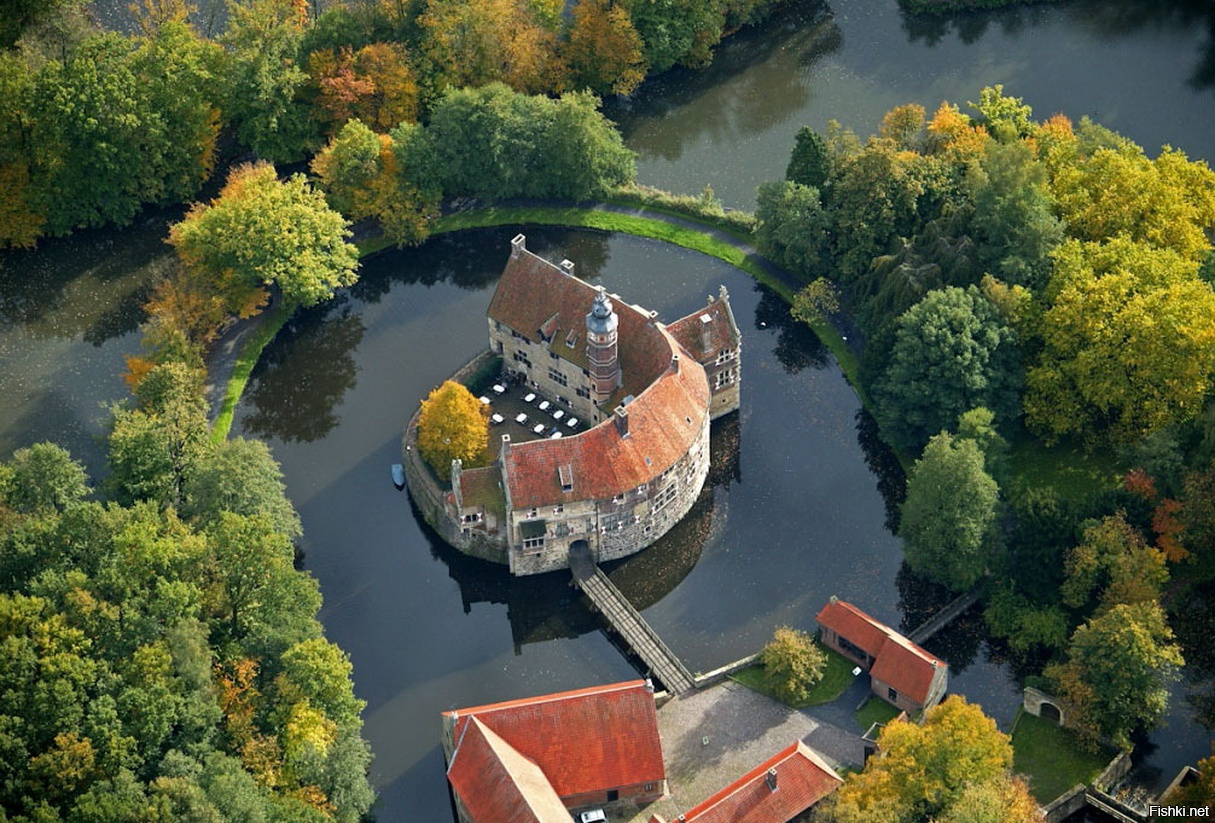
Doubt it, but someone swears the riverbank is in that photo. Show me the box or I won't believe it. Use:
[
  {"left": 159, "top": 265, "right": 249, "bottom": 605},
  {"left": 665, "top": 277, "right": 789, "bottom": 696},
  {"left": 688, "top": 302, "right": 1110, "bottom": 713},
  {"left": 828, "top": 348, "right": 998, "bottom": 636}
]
[{"left": 207, "top": 200, "right": 862, "bottom": 439}]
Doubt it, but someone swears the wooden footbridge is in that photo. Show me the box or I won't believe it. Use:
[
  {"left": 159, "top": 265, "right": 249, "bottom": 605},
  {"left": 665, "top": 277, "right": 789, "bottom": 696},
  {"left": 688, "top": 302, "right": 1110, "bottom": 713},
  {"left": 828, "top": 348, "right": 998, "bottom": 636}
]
[
  {"left": 908, "top": 587, "right": 982, "bottom": 646},
  {"left": 569, "top": 544, "right": 696, "bottom": 695}
]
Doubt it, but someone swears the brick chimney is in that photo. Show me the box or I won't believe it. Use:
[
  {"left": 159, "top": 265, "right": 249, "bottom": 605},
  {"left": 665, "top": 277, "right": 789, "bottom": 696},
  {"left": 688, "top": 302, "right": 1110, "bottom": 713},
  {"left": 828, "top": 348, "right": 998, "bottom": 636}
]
[
  {"left": 614, "top": 406, "right": 629, "bottom": 437},
  {"left": 511, "top": 233, "right": 526, "bottom": 259}
]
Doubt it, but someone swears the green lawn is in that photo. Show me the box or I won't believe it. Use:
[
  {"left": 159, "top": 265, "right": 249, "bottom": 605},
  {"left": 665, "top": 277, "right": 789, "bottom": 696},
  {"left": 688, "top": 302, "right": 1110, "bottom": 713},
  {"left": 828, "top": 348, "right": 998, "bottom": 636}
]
[
  {"left": 1011, "top": 710, "right": 1115, "bottom": 803},
  {"left": 211, "top": 302, "right": 292, "bottom": 442},
  {"left": 1007, "top": 430, "right": 1121, "bottom": 503},
  {"left": 732, "top": 643, "right": 857, "bottom": 709},
  {"left": 854, "top": 696, "right": 902, "bottom": 734}
]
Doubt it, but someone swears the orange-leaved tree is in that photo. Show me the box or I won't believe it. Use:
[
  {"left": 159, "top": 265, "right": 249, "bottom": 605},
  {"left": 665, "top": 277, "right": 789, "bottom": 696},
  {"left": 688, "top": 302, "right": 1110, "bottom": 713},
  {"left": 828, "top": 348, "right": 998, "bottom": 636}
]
[{"left": 416, "top": 380, "right": 489, "bottom": 481}]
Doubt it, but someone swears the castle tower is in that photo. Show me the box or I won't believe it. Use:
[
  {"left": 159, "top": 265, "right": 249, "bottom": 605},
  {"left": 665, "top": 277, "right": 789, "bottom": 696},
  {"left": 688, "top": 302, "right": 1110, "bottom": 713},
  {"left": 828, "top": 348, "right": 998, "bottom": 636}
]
[{"left": 586, "top": 287, "right": 619, "bottom": 400}]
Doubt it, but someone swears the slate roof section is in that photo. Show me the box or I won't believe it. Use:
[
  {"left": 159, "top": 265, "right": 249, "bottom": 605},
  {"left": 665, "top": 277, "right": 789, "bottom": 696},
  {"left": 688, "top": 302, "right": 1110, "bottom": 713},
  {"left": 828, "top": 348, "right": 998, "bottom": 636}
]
[
  {"left": 443, "top": 680, "right": 665, "bottom": 802},
  {"left": 659, "top": 741, "right": 841, "bottom": 823},
  {"left": 816, "top": 599, "right": 947, "bottom": 706},
  {"left": 503, "top": 355, "right": 709, "bottom": 509},
  {"left": 447, "top": 717, "right": 572, "bottom": 823}
]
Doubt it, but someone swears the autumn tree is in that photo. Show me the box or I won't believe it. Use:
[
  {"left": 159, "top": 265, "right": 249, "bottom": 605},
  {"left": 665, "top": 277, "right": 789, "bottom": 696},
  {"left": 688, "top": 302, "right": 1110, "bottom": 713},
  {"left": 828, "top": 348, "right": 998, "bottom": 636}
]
[
  {"left": 937, "top": 775, "right": 1042, "bottom": 823},
  {"left": 563, "top": 0, "right": 647, "bottom": 96},
  {"left": 1025, "top": 237, "right": 1215, "bottom": 444},
  {"left": 760, "top": 626, "right": 826, "bottom": 704},
  {"left": 873, "top": 286, "right": 1022, "bottom": 456},
  {"left": 417, "top": 0, "right": 564, "bottom": 94},
  {"left": 822, "top": 696, "right": 1014, "bottom": 823},
  {"left": 169, "top": 162, "right": 360, "bottom": 311},
  {"left": 312, "top": 118, "right": 439, "bottom": 246},
  {"left": 1050, "top": 142, "right": 1215, "bottom": 263},
  {"left": 900, "top": 432, "right": 999, "bottom": 592},
  {"left": 1046, "top": 601, "right": 1184, "bottom": 749},
  {"left": 1061, "top": 512, "right": 1168, "bottom": 612},
  {"left": 416, "top": 381, "right": 489, "bottom": 481},
  {"left": 790, "top": 278, "right": 840, "bottom": 327}
]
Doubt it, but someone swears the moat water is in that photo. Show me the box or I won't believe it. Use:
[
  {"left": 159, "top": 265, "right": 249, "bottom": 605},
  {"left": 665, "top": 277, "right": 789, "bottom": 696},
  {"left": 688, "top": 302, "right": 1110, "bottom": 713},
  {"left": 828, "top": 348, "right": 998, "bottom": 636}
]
[{"left": 6, "top": 0, "right": 1215, "bottom": 818}]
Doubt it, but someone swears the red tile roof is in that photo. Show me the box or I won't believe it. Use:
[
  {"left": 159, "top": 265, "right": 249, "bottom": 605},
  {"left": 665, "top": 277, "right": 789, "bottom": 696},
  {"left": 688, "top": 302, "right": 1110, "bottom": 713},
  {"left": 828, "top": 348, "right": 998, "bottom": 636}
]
[
  {"left": 816, "top": 599, "right": 947, "bottom": 706},
  {"left": 444, "top": 680, "right": 665, "bottom": 802},
  {"left": 503, "top": 354, "right": 709, "bottom": 509},
  {"left": 447, "top": 718, "right": 572, "bottom": 823},
  {"left": 870, "top": 633, "right": 945, "bottom": 706},
  {"left": 489, "top": 247, "right": 673, "bottom": 397},
  {"left": 666, "top": 297, "right": 740, "bottom": 362},
  {"left": 666, "top": 741, "right": 841, "bottom": 823},
  {"left": 816, "top": 599, "right": 892, "bottom": 658}
]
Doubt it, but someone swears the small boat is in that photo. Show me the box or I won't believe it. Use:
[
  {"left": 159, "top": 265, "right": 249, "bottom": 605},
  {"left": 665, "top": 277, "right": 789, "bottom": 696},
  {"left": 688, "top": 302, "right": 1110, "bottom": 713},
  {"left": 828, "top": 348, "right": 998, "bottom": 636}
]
[{"left": 391, "top": 463, "right": 405, "bottom": 490}]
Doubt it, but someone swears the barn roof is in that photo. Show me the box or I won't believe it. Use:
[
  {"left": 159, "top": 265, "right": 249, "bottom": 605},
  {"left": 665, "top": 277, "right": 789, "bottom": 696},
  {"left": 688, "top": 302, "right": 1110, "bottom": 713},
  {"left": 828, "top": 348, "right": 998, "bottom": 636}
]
[{"left": 443, "top": 680, "right": 665, "bottom": 802}]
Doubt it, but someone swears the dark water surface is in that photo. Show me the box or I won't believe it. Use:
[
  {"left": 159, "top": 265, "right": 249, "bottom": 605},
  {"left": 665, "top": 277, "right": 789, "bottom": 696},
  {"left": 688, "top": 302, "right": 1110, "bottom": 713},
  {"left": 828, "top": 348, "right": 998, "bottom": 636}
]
[
  {"left": 606, "top": 0, "right": 1215, "bottom": 208},
  {"left": 233, "top": 228, "right": 934, "bottom": 818},
  {"left": 6, "top": 0, "right": 1214, "bottom": 818}
]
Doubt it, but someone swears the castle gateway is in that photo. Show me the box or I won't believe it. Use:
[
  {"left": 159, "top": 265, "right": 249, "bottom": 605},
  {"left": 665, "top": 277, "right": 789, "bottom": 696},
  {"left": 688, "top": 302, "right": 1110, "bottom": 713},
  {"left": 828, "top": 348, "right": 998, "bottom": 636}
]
[{"left": 410, "top": 234, "right": 741, "bottom": 576}]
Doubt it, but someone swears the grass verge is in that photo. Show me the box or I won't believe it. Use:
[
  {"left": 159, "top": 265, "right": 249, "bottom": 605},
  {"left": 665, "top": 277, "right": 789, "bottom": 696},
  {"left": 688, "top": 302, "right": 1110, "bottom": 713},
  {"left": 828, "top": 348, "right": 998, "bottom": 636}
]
[
  {"left": 1010, "top": 709, "right": 1114, "bottom": 803},
  {"left": 431, "top": 205, "right": 863, "bottom": 395},
  {"left": 211, "top": 302, "right": 291, "bottom": 442},
  {"left": 854, "top": 696, "right": 902, "bottom": 733},
  {"left": 1007, "top": 430, "right": 1121, "bottom": 503},
  {"left": 731, "top": 643, "right": 856, "bottom": 708}
]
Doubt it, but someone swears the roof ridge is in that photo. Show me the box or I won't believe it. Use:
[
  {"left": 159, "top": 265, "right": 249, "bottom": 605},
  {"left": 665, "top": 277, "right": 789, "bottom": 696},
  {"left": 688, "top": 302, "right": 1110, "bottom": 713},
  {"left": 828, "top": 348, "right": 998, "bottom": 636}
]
[
  {"left": 443, "top": 679, "right": 649, "bottom": 718},
  {"left": 681, "top": 741, "right": 840, "bottom": 820}
]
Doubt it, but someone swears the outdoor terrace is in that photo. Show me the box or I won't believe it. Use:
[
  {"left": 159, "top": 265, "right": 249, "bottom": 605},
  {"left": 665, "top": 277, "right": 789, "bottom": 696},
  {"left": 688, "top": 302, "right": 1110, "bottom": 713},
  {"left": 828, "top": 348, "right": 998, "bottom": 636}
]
[{"left": 478, "top": 378, "right": 584, "bottom": 461}]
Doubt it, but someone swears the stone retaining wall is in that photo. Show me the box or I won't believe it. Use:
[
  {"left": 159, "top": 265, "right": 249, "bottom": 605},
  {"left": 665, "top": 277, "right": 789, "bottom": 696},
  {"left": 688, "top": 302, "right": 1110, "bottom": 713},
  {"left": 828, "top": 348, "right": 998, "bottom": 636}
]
[{"left": 402, "top": 350, "right": 508, "bottom": 565}]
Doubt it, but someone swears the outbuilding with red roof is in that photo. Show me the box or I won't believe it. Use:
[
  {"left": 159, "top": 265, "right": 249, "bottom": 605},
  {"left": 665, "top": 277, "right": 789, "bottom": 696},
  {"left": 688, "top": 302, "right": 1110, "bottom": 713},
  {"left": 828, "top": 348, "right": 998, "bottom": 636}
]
[
  {"left": 442, "top": 680, "right": 667, "bottom": 822},
  {"left": 816, "top": 597, "right": 949, "bottom": 715}
]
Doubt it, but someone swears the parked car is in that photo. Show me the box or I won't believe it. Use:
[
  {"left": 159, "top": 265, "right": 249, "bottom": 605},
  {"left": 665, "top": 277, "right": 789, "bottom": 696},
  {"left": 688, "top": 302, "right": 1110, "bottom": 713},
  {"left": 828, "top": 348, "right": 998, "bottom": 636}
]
[{"left": 577, "top": 811, "right": 606, "bottom": 823}]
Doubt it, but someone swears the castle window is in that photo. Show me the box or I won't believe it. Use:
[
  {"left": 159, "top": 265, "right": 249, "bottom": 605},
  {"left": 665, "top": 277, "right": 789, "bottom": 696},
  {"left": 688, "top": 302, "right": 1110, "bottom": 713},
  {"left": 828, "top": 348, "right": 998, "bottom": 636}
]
[
  {"left": 888, "top": 687, "right": 898, "bottom": 702},
  {"left": 522, "top": 536, "right": 545, "bottom": 550},
  {"left": 716, "top": 349, "right": 736, "bottom": 365},
  {"left": 714, "top": 369, "right": 736, "bottom": 389},
  {"left": 513, "top": 350, "right": 531, "bottom": 368},
  {"left": 576, "top": 386, "right": 590, "bottom": 399},
  {"left": 553, "top": 504, "right": 564, "bottom": 514},
  {"left": 527, "top": 508, "right": 538, "bottom": 518},
  {"left": 653, "top": 482, "right": 679, "bottom": 514},
  {"left": 550, "top": 350, "right": 559, "bottom": 360},
  {"left": 548, "top": 367, "right": 568, "bottom": 386}
]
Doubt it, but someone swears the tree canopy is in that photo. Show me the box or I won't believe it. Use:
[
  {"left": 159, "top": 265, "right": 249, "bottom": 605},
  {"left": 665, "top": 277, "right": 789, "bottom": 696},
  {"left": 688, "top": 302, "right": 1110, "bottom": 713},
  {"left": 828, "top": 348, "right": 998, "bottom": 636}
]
[
  {"left": 900, "top": 432, "right": 999, "bottom": 592},
  {"left": 873, "top": 286, "right": 1022, "bottom": 456},
  {"left": 168, "top": 162, "right": 360, "bottom": 311},
  {"left": 1046, "top": 601, "right": 1184, "bottom": 749},
  {"left": 760, "top": 626, "right": 825, "bottom": 704},
  {"left": 821, "top": 696, "right": 1019, "bottom": 823},
  {"left": 416, "top": 380, "right": 490, "bottom": 481}
]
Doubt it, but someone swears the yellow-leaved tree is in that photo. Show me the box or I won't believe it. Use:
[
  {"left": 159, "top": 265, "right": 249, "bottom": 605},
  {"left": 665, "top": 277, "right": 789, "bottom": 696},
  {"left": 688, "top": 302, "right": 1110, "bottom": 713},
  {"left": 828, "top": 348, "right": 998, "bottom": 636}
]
[
  {"left": 821, "top": 696, "right": 1018, "bottom": 823},
  {"left": 417, "top": 381, "right": 489, "bottom": 481}
]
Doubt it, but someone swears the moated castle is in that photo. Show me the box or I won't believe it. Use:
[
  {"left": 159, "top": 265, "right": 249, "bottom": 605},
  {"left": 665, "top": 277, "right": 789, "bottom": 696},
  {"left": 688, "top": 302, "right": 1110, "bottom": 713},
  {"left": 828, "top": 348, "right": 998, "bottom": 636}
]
[{"left": 405, "top": 234, "right": 740, "bottom": 575}]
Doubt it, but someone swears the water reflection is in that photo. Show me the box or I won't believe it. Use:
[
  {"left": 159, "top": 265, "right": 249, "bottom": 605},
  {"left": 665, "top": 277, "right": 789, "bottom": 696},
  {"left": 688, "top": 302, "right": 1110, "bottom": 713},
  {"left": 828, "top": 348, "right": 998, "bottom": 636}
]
[
  {"left": 855, "top": 408, "right": 906, "bottom": 534},
  {"left": 900, "top": 2, "right": 1060, "bottom": 47},
  {"left": 240, "top": 299, "right": 365, "bottom": 443},
  {"left": 351, "top": 228, "right": 613, "bottom": 306},
  {"left": 754, "top": 286, "right": 831, "bottom": 374},
  {"left": 1070, "top": 0, "right": 1215, "bottom": 90},
  {"left": 605, "top": 1, "right": 841, "bottom": 164},
  {"left": 426, "top": 414, "right": 741, "bottom": 655},
  {"left": 1173, "top": 580, "right": 1215, "bottom": 728}
]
